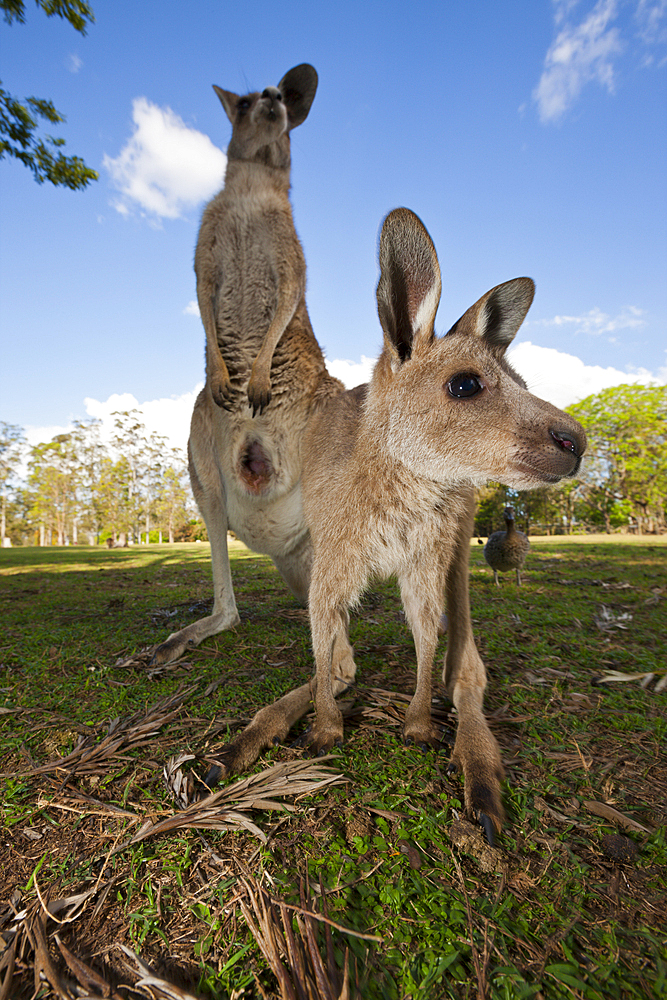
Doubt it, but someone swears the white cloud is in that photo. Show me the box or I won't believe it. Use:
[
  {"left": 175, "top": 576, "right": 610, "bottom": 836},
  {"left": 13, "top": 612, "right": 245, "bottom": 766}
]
[
  {"left": 530, "top": 305, "right": 646, "bottom": 339},
  {"left": 636, "top": 0, "right": 667, "bottom": 45},
  {"left": 20, "top": 390, "right": 202, "bottom": 480},
  {"left": 21, "top": 341, "right": 664, "bottom": 471},
  {"left": 103, "top": 98, "right": 226, "bottom": 219},
  {"left": 534, "top": 0, "right": 623, "bottom": 122},
  {"left": 83, "top": 389, "right": 203, "bottom": 453},
  {"left": 183, "top": 300, "right": 200, "bottom": 317},
  {"left": 326, "top": 342, "right": 664, "bottom": 409},
  {"left": 67, "top": 53, "right": 83, "bottom": 73},
  {"left": 23, "top": 422, "right": 72, "bottom": 449},
  {"left": 325, "top": 355, "right": 375, "bottom": 388},
  {"left": 534, "top": 0, "right": 667, "bottom": 120},
  {"left": 507, "top": 340, "right": 661, "bottom": 407}
]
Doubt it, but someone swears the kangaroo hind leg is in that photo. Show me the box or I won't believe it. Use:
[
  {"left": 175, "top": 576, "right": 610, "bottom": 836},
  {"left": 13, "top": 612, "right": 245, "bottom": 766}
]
[{"left": 444, "top": 494, "right": 504, "bottom": 843}]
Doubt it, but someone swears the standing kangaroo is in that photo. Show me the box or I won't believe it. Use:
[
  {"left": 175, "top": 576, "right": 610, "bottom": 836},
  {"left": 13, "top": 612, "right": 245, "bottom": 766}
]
[
  {"left": 299, "top": 208, "right": 586, "bottom": 838},
  {"left": 207, "top": 208, "right": 586, "bottom": 841},
  {"left": 152, "top": 64, "right": 343, "bottom": 666}
]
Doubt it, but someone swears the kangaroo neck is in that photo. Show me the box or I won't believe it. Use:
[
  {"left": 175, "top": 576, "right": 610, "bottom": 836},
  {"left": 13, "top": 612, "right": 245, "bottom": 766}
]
[
  {"left": 224, "top": 154, "right": 291, "bottom": 197},
  {"left": 354, "top": 418, "right": 455, "bottom": 511}
]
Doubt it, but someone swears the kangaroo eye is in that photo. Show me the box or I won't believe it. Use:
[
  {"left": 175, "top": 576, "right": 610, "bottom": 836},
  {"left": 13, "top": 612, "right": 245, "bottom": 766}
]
[
  {"left": 237, "top": 98, "right": 251, "bottom": 112},
  {"left": 448, "top": 373, "right": 483, "bottom": 398}
]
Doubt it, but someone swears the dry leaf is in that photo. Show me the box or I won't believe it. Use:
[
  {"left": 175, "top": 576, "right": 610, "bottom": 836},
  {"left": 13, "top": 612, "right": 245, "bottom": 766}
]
[
  {"left": 4, "top": 686, "right": 197, "bottom": 779},
  {"left": 594, "top": 606, "right": 633, "bottom": 633},
  {"left": 117, "top": 757, "right": 347, "bottom": 850},
  {"left": 120, "top": 945, "right": 205, "bottom": 999},
  {"left": 583, "top": 800, "right": 653, "bottom": 834}
]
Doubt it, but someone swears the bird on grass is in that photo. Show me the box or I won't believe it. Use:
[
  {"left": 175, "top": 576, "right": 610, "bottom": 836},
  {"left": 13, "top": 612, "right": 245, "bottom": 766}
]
[{"left": 483, "top": 506, "right": 530, "bottom": 586}]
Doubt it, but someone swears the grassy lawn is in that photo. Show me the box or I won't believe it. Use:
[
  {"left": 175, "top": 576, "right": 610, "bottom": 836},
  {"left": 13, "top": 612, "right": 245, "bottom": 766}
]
[{"left": 0, "top": 536, "right": 665, "bottom": 998}]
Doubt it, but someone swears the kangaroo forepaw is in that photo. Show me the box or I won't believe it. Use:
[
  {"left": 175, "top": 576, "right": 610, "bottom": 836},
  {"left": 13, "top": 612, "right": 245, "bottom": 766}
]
[
  {"left": 247, "top": 377, "right": 272, "bottom": 417},
  {"left": 402, "top": 718, "right": 442, "bottom": 752},
  {"left": 211, "top": 378, "right": 236, "bottom": 410}
]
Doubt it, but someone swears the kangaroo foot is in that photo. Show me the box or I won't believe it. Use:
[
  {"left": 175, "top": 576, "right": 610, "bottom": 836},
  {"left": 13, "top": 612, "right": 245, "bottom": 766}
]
[
  {"left": 293, "top": 720, "right": 344, "bottom": 757},
  {"left": 200, "top": 679, "right": 317, "bottom": 788},
  {"left": 402, "top": 720, "right": 442, "bottom": 753},
  {"left": 448, "top": 723, "right": 505, "bottom": 844},
  {"left": 200, "top": 720, "right": 281, "bottom": 788},
  {"left": 150, "top": 610, "right": 240, "bottom": 666},
  {"left": 150, "top": 633, "right": 195, "bottom": 666}
]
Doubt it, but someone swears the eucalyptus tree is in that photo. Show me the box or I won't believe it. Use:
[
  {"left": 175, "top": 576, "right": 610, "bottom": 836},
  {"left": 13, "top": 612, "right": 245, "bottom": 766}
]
[
  {"left": 155, "top": 455, "right": 190, "bottom": 543},
  {"left": 0, "top": 421, "right": 25, "bottom": 545},
  {"left": 110, "top": 410, "right": 148, "bottom": 543},
  {"left": 70, "top": 418, "right": 107, "bottom": 542},
  {"left": 568, "top": 384, "right": 667, "bottom": 533},
  {"left": 27, "top": 433, "right": 80, "bottom": 545}
]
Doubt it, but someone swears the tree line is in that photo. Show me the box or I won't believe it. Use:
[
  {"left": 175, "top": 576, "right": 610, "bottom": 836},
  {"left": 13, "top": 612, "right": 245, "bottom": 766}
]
[
  {"left": 1, "top": 384, "right": 665, "bottom": 547},
  {"left": 474, "top": 384, "right": 667, "bottom": 536},
  {"left": 0, "top": 411, "right": 202, "bottom": 547}
]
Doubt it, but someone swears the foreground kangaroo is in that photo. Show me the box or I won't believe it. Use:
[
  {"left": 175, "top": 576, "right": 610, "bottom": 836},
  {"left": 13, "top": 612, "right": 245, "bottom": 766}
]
[
  {"left": 152, "top": 64, "right": 343, "bottom": 666},
  {"left": 206, "top": 208, "right": 586, "bottom": 841}
]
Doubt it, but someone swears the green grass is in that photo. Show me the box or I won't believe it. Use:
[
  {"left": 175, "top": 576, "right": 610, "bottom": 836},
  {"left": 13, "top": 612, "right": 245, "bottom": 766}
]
[{"left": 0, "top": 538, "right": 665, "bottom": 998}]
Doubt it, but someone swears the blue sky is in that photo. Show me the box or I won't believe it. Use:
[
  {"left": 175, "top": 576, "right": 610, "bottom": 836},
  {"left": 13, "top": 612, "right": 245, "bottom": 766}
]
[{"left": 1, "top": 0, "right": 665, "bottom": 452}]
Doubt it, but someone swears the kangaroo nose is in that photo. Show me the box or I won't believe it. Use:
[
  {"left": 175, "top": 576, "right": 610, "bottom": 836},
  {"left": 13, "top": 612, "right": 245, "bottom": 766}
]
[
  {"left": 550, "top": 427, "right": 585, "bottom": 458},
  {"left": 262, "top": 87, "right": 282, "bottom": 101}
]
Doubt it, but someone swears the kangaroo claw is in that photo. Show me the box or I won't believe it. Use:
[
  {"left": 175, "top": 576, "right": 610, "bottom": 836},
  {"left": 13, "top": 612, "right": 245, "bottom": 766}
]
[
  {"left": 404, "top": 735, "right": 432, "bottom": 754},
  {"left": 290, "top": 728, "right": 311, "bottom": 749},
  {"left": 211, "top": 378, "right": 236, "bottom": 410},
  {"left": 478, "top": 812, "right": 496, "bottom": 847},
  {"left": 247, "top": 381, "right": 271, "bottom": 417},
  {"left": 201, "top": 762, "right": 226, "bottom": 789},
  {"left": 292, "top": 726, "right": 342, "bottom": 756}
]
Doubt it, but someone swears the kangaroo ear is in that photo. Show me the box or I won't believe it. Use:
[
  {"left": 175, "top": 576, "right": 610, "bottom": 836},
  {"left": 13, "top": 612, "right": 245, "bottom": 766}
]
[
  {"left": 376, "top": 208, "right": 442, "bottom": 369},
  {"left": 446, "top": 277, "right": 535, "bottom": 354},
  {"left": 278, "top": 64, "right": 318, "bottom": 128},
  {"left": 213, "top": 85, "right": 239, "bottom": 125}
]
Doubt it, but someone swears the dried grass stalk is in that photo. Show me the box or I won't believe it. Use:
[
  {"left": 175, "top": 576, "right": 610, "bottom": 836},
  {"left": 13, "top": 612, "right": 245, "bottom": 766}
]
[
  {"left": 4, "top": 685, "right": 197, "bottom": 780},
  {"left": 118, "top": 756, "right": 348, "bottom": 850},
  {"left": 119, "top": 944, "right": 205, "bottom": 999},
  {"left": 238, "top": 875, "right": 362, "bottom": 1000}
]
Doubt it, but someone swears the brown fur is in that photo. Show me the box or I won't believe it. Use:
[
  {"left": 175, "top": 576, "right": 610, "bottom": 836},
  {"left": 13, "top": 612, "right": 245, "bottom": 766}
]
[
  {"left": 299, "top": 209, "right": 585, "bottom": 836},
  {"left": 151, "top": 65, "right": 343, "bottom": 667},
  {"left": 206, "top": 209, "right": 586, "bottom": 841}
]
